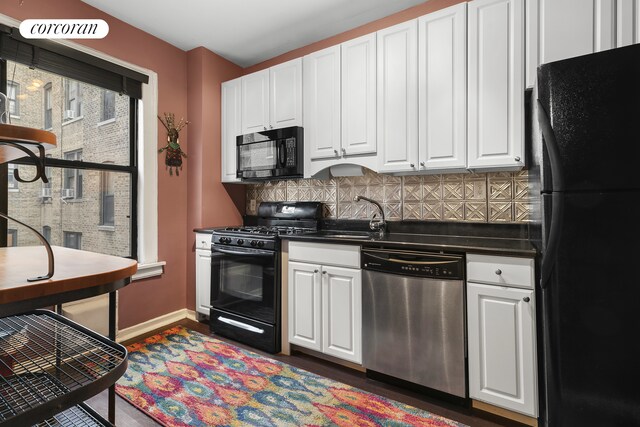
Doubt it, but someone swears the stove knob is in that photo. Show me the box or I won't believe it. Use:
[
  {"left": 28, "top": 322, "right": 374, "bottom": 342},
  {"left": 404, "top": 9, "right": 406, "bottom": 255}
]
[
  {"left": 237, "top": 239, "right": 244, "bottom": 245},
  {"left": 250, "top": 240, "right": 257, "bottom": 246},
  {"left": 257, "top": 241, "right": 265, "bottom": 248}
]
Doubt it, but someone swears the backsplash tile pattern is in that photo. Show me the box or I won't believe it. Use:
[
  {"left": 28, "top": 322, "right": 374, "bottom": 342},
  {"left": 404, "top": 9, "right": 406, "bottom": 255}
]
[{"left": 246, "top": 169, "right": 532, "bottom": 223}]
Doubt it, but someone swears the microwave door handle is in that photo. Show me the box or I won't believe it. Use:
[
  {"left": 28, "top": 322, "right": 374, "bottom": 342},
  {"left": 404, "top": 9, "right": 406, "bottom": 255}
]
[{"left": 278, "top": 140, "right": 286, "bottom": 168}]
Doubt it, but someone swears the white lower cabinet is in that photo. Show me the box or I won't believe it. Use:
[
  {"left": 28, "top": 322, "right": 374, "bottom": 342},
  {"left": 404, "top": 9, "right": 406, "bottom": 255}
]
[
  {"left": 195, "top": 233, "right": 212, "bottom": 317},
  {"left": 467, "top": 281, "right": 537, "bottom": 417},
  {"left": 287, "top": 242, "right": 362, "bottom": 364}
]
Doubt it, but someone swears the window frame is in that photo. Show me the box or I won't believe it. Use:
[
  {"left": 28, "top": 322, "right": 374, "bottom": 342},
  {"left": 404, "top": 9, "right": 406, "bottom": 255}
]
[
  {"left": 7, "top": 228, "right": 17, "bottom": 246},
  {"left": 63, "top": 231, "right": 82, "bottom": 250},
  {"left": 63, "top": 78, "right": 82, "bottom": 122},
  {"left": 43, "top": 82, "right": 52, "bottom": 129},
  {"left": 7, "top": 80, "right": 19, "bottom": 117},
  {"left": 0, "top": 16, "right": 162, "bottom": 279},
  {"left": 100, "top": 89, "right": 116, "bottom": 123},
  {"left": 100, "top": 168, "right": 115, "bottom": 227}
]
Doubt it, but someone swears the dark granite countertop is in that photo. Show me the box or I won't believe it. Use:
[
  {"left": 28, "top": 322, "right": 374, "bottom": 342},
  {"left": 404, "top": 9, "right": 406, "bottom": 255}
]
[{"left": 283, "top": 230, "right": 536, "bottom": 257}]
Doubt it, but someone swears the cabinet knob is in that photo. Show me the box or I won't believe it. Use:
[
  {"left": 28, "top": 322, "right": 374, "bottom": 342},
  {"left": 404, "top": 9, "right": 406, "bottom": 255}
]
[
  {"left": 322, "top": 270, "right": 327, "bottom": 274},
  {"left": 495, "top": 269, "right": 502, "bottom": 275},
  {"left": 270, "top": 125, "right": 273, "bottom": 129},
  {"left": 341, "top": 148, "right": 346, "bottom": 154},
  {"left": 314, "top": 269, "right": 319, "bottom": 273},
  {"left": 514, "top": 156, "right": 521, "bottom": 162},
  {"left": 410, "top": 163, "right": 415, "bottom": 168},
  {"left": 263, "top": 126, "right": 267, "bottom": 131},
  {"left": 420, "top": 162, "right": 425, "bottom": 167},
  {"left": 201, "top": 241, "right": 206, "bottom": 245},
  {"left": 523, "top": 297, "right": 530, "bottom": 303},
  {"left": 334, "top": 149, "right": 339, "bottom": 155}
]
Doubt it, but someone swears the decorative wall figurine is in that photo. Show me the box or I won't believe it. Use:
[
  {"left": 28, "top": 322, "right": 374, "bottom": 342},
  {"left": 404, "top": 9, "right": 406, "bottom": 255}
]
[{"left": 158, "top": 112, "right": 189, "bottom": 176}]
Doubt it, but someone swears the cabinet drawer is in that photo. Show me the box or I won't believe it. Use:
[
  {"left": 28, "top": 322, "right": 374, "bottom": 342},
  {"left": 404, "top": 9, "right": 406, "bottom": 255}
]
[
  {"left": 289, "top": 241, "right": 360, "bottom": 268},
  {"left": 195, "top": 233, "right": 212, "bottom": 250},
  {"left": 467, "top": 254, "right": 534, "bottom": 289}
]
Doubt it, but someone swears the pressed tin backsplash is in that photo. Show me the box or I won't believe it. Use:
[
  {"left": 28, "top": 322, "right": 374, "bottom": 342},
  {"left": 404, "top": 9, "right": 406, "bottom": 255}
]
[{"left": 246, "top": 169, "right": 534, "bottom": 223}]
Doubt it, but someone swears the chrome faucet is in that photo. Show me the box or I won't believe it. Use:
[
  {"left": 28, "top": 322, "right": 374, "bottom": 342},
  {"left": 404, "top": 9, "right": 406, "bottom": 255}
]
[{"left": 354, "top": 195, "right": 386, "bottom": 235}]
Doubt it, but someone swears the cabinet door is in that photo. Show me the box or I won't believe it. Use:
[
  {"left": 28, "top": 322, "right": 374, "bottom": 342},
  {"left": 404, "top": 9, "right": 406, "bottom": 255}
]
[
  {"left": 270, "top": 58, "right": 302, "bottom": 129},
  {"left": 342, "top": 33, "right": 376, "bottom": 156},
  {"left": 288, "top": 261, "right": 322, "bottom": 351},
  {"left": 377, "top": 20, "right": 419, "bottom": 173},
  {"left": 467, "top": 282, "right": 537, "bottom": 417},
  {"left": 468, "top": 0, "right": 524, "bottom": 170},
  {"left": 321, "top": 265, "right": 362, "bottom": 364},
  {"left": 241, "top": 69, "right": 270, "bottom": 134},
  {"left": 418, "top": 3, "right": 467, "bottom": 172},
  {"left": 616, "top": 0, "right": 640, "bottom": 47},
  {"left": 221, "top": 78, "right": 242, "bottom": 183},
  {"left": 526, "top": 0, "right": 615, "bottom": 87},
  {"left": 303, "top": 46, "right": 341, "bottom": 160},
  {"left": 195, "top": 249, "right": 212, "bottom": 316}
]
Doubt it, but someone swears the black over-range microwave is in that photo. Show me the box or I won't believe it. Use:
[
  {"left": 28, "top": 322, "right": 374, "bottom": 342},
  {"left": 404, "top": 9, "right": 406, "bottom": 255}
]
[{"left": 236, "top": 126, "right": 303, "bottom": 181}]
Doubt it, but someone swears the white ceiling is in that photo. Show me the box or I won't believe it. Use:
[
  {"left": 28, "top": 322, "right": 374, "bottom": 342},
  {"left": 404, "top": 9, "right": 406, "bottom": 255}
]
[{"left": 81, "top": 0, "right": 428, "bottom": 67}]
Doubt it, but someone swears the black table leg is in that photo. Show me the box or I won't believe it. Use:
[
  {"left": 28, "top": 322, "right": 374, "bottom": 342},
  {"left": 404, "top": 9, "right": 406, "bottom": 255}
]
[{"left": 108, "top": 291, "right": 116, "bottom": 424}]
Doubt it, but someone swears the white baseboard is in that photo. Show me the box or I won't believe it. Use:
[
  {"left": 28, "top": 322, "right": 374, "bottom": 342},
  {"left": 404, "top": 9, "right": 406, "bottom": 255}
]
[{"left": 117, "top": 309, "right": 196, "bottom": 342}]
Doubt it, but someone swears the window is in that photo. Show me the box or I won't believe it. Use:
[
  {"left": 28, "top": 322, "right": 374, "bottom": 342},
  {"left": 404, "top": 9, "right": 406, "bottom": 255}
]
[
  {"left": 7, "top": 81, "right": 19, "bottom": 116},
  {"left": 7, "top": 229, "right": 17, "bottom": 247},
  {"left": 63, "top": 231, "right": 82, "bottom": 249},
  {"left": 64, "top": 79, "right": 81, "bottom": 121},
  {"left": 42, "top": 226, "right": 51, "bottom": 243},
  {"left": 63, "top": 150, "right": 83, "bottom": 199},
  {"left": 41, "top": 155, "right": 52, "bottom": 200},
  {"left": 0, "top": 29, "right": 148, "bottom": 261},
  {"left": 7, "top": 164, "right": 17, "bottom": 190},
  {"left": 101, "top": 89, "right": 115, "bottom": 122},
  {"left": 100, "top": 170, "right": 115, "bottom": 226},
  {"left": 44, "top": 83, "right": 52, "bottom": 129}
]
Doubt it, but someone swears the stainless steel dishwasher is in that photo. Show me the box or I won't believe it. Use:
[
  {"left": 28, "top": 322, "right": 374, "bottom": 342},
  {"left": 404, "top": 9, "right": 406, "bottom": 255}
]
[{"left": 361, "top": 247, "right": 466, "bottom": 398}]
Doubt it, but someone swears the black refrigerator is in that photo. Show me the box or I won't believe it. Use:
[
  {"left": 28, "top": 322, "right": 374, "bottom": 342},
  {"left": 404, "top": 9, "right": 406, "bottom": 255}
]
[{"left": 533, "top": 44, "right": 640, "bottom": 426}]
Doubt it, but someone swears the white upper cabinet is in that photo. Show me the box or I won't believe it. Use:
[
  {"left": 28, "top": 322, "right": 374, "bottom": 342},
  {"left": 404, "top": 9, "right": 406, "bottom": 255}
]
[
  {"left": 221, "top": 78, "right": 242, "bottom": 183},
  {"left": 241, "top": 69, "right": 270, "bottom": 134},
  {"left": 241, "top": 58, "right": 302, "bottom": 134},
  {"left": 418, "top": 3, "right": 467, "bottom": 173},
  {"left": 526, "top": 0, "right": 616, "bottom": 87},
  {"left": 377, "top": 20, "right": 419, "bottom": 173},
  {"left": 616, "top": 0, "right": 640, "bottom": 47},
  {"left": 304, "top": 46, "right": 341, "bottom": 160},
  {"left": 468, "top": 0, "right": 525, "bottom": 170},
  {"left": 342, "top": 33, "right": 377, "bottom": 156},
  {"left": 270, "top": 58, "right": 303, "bottom": 129}
]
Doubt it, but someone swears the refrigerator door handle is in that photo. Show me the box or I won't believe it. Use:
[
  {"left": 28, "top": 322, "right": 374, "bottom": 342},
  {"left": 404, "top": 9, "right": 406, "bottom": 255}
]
[
  {"left": 541, "top": 192, "right": 564, "bottom": 289},
  {"left": 537, "top": 100, "right": 565, "bottom": 192}
]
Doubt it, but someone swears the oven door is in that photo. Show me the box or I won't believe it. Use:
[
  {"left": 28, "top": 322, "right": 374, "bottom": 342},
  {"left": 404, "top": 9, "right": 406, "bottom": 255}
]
[{"left": 210, "top": 245, "right": 278, "bottom": 324}]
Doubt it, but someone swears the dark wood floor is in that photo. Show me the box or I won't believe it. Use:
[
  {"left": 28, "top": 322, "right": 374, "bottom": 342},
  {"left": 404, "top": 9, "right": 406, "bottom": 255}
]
[{"left": 87, "top": 319, "right": 528, "bottom": 427}]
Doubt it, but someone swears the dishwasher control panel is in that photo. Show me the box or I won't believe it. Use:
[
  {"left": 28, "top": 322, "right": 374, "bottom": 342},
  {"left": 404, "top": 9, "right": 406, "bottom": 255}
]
[{"left": 361, "top": 248, "right": 464, "bottom": 280}]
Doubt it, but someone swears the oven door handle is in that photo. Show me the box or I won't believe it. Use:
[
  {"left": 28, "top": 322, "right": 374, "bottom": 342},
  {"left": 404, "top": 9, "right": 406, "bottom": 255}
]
[
  {"left": 212, "top": 247, "right": 274, "bottom": 257},
  {"left": 218, "top": 316, "right": 265, "bottom": 334}
]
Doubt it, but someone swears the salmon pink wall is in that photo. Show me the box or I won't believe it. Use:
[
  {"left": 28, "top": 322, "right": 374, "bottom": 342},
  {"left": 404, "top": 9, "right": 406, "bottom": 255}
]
[
  {"left": 186, "top": 47, "right": 244, "bottom": 311},
  {"left": 244, "top": 0, "right": 466, "bottom": 74},
  {"left": 0, "top": 0, "right": 191, "bottom": 329}
]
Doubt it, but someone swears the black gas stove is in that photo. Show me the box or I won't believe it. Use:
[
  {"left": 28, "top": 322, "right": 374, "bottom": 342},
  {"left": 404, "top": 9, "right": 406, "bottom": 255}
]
[{"left": 209, "top": 202, "right": 322, "bottom": 353}]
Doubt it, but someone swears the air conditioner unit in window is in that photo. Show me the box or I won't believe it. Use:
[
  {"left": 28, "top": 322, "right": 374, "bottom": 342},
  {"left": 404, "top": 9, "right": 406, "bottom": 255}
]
[
  {"left": 63, "top": 110, "right": 76, "bottom": 120},
  {"left": 40, "top": 187, "right": 52, "bottom": 198},
  {"left": 60, "top": 188, "right": 75, "bottom": 199}
]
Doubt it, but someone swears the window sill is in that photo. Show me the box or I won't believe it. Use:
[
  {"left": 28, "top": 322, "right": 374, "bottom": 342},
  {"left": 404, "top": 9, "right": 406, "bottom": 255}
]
[
  {"left": 9, "top": 115, "right": 20, "bottom": 120},
  {"left": 8, "top": 188, "right": 18, "bottom": 193},
  {"left": 97, "top": 225, "right": 115, "bottom": 232},
  {"left": 132, "top": 261, "right": 165, "bottom": 281},
  {"left": 63, "top": 198, "right": 83, "bottom": 203},
  {"left": 62, "top": 116, "right": 84, "bottom": 126},
  {"left": 97, "top": 118, "right": 115, "bottom": 127}
]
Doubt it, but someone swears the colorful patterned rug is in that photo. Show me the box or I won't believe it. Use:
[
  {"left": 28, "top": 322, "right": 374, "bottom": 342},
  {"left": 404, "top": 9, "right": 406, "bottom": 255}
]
[{"left": 116, "top": 326, "right": 468, "bottom": 427}]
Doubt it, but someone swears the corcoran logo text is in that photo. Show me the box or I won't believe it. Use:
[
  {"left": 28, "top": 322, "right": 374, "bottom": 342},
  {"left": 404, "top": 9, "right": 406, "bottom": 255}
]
[{"left": 19, "top": 19, "right": 109, "bottom": 39}]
